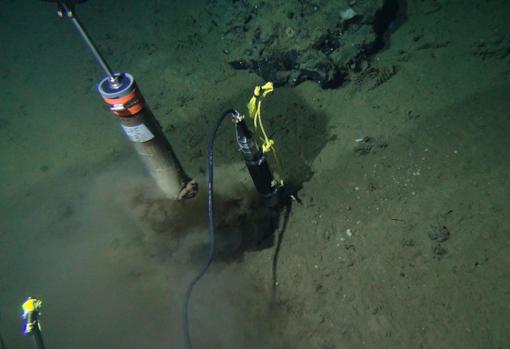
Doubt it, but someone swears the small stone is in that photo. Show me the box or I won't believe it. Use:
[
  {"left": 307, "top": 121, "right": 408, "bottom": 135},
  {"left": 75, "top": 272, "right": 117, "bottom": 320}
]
[
  {"left": 432, "top": 243, "right": 448, "bottom": 258},
  {"left": 428, "top": 225, "right": 450, "bottom": 242},
  {"left": 341, "top": 8, "right": 357, "bottom": 21}
]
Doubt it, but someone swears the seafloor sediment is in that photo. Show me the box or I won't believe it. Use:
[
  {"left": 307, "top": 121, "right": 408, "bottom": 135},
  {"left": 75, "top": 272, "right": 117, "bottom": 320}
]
[{"left": 0, "top": 0, "right": 509, "bottom": 348}]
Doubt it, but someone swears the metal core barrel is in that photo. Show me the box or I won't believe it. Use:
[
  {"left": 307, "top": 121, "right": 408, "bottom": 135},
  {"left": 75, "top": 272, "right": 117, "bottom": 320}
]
[{"left": 98, "top": 73, "right": 197, "bottom": 199}]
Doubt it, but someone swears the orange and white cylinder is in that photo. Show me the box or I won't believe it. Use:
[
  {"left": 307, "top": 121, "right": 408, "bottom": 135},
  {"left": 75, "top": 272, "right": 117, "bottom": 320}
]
[{"left": 98, "top": 73, "right": 197, "bottom": 200}]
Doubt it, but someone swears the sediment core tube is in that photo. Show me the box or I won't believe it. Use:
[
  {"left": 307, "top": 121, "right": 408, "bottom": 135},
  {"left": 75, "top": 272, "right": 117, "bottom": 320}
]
[{"left": 98, "top": 73, "right": 197, "bottom": 199}]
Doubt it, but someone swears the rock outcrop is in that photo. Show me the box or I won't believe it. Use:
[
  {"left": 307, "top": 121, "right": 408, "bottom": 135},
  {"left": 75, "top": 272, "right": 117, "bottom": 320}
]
[{"left": 209, "top": 0, "right": 399, "bottom": 88}]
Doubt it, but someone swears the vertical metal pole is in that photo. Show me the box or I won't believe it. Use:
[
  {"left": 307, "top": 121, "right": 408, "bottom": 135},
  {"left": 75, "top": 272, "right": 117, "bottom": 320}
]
[{"left": 69, "top": 15, "right": 117, "bottom": 84}]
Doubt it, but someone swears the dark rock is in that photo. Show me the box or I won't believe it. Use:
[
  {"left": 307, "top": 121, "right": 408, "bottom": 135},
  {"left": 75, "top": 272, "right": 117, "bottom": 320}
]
[
  {"left": 432, "top": 242, "right": 448, "bottom": 259},
  {"left": 352, "top": 64, "right": 399, "bottom": 90},
  {"left": 428, "top": 224, "right": 450, "bottom": 243},
  {"left": 209, "top": 0, "right": 400, "bottom": 88},
  {"left": 471, "top": 36, "right": 510, "bottom": 60},
  {"left": 229, "top": 59, "right": 251, "bottom": 69},
  {"left": 429, "top": 224, "right": 450, "bottom": 260},
  {"left": 353, "top": 136, "right": 387, "bottom": 155},
  {"left": 354, "top": 141, "right": 374, "bottom": 155}
]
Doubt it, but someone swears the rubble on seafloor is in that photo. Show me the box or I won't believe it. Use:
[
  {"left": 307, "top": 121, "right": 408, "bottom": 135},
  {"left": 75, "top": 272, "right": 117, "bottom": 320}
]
[{"left": 208, "top": 0, "right": 400, "bottom": 88}]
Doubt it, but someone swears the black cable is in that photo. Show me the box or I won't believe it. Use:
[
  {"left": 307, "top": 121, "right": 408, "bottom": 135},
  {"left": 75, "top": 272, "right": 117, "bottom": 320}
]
[
  {"left": 0, "top": 311, "right": 6, "bottom": 349},
  {"left": 182, "top": 109, "right": 237, "bottom": 349},
  {"left": 271, "top": 200, "right": 292, "bottom": 297}
]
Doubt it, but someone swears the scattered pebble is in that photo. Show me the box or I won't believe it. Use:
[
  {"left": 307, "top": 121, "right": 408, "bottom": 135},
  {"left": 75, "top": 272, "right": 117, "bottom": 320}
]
[
  {"left": 341, "top": 7, "right": 357, "bottom": 20},
  {"left": 428, "top": 225, "right": 450, "bottom": 242}
]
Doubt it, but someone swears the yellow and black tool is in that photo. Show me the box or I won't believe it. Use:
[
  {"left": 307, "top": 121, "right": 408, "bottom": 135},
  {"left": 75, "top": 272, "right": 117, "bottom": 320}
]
[
  {"left": 21, "top": 297, "right": 46, "bottom": 349},
  {"left": 241, "top": 82, "right": 285, "bottom": 206},
  {"left": 232, "top": 111, "right": 280, "bottom": 207}
]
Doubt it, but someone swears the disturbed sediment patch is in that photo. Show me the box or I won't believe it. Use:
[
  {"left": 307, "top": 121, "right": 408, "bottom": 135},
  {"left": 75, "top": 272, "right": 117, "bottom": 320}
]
[{"left": 209, "top": 0, "right": 399, "bottom": 88}]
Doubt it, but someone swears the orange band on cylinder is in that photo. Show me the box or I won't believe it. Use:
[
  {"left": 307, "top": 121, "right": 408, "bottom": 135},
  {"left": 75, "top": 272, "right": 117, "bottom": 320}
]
[{"left": 103, "top": 89, "right": 145, "bottom": 117}]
